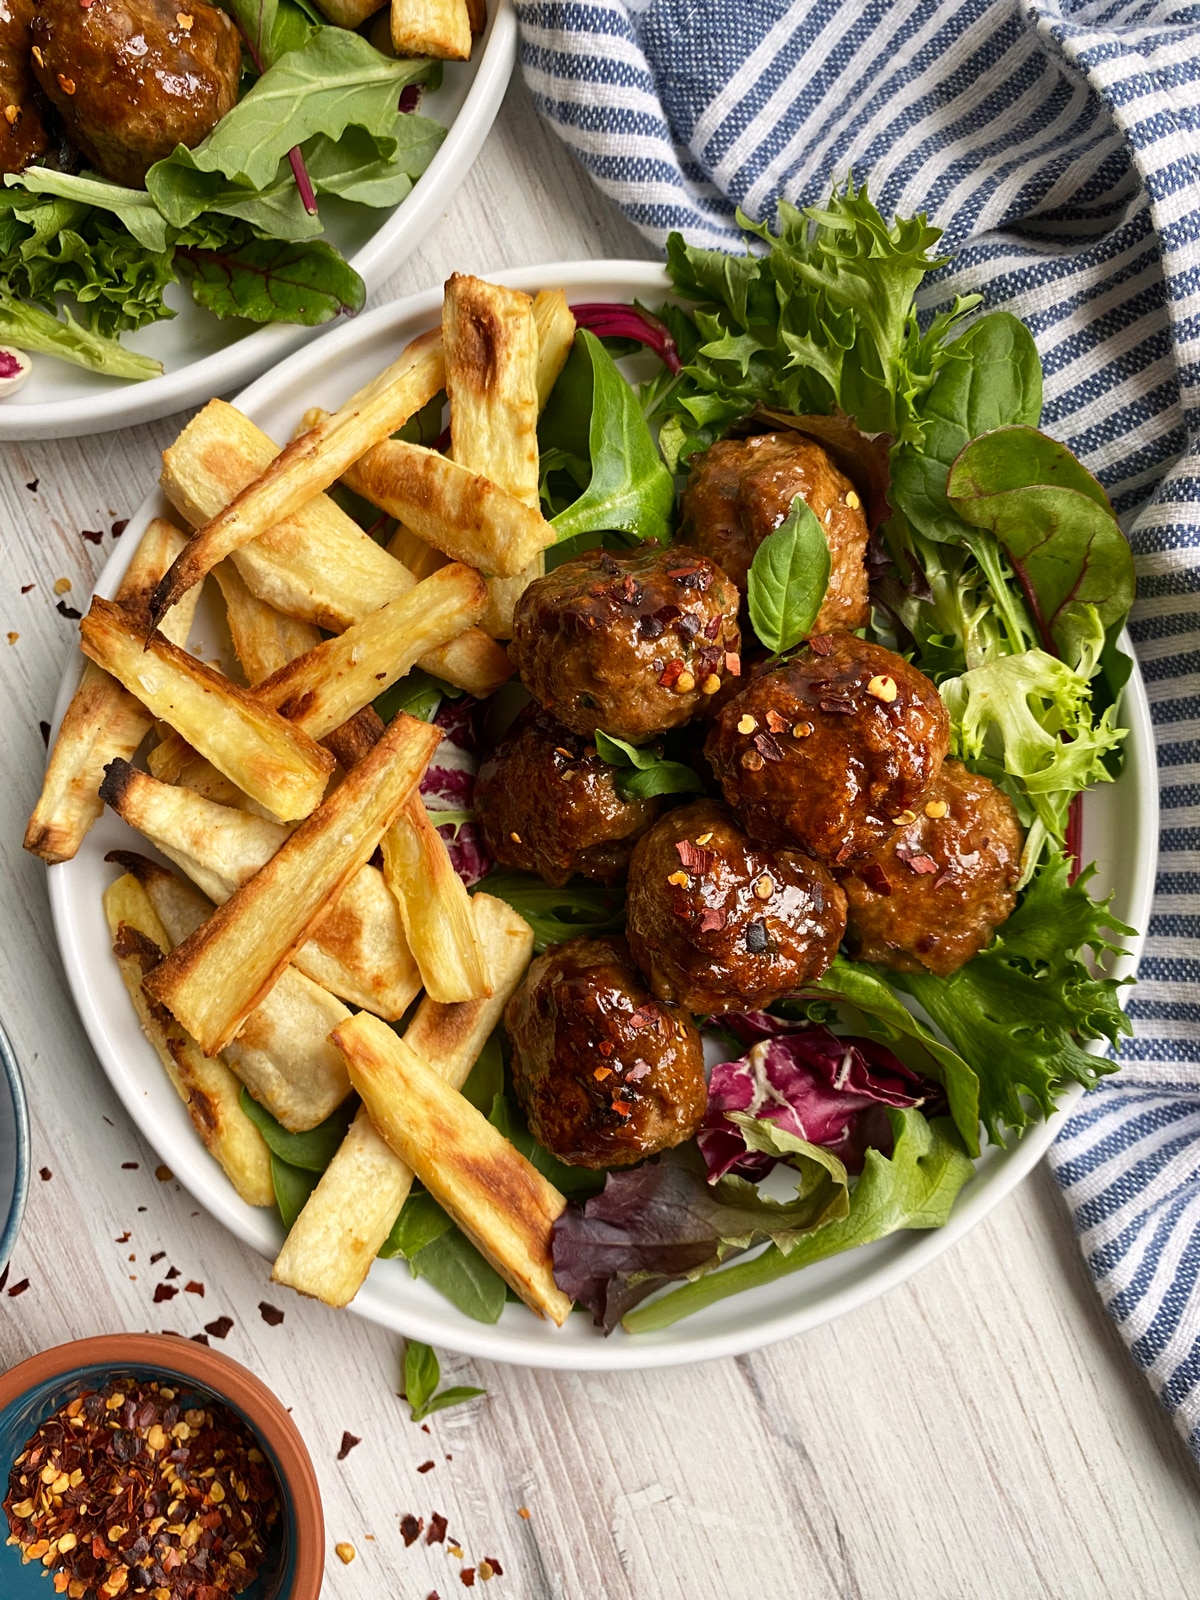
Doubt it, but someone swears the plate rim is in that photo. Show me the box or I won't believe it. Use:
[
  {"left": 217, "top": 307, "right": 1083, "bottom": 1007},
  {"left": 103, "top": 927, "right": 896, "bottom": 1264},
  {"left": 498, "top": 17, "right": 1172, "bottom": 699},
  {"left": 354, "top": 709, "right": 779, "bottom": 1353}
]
[
  {"left": 0, "top": 1017, "right": 31, "bottom": 1275},
  {"left": 44, "top": 261, "right": 1159, "bottom": 1367},
  {"left": 0, "top": 0, "right": 517, "bottom": 442}
]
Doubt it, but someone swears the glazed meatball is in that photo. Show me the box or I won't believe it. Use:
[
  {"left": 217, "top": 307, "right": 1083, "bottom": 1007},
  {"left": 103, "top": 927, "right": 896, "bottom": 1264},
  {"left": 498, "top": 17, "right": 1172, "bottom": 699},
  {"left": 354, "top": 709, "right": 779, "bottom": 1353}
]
[
  {"left": 680, "top": 432, "right": 870, "bottom": 633},
  {"left": 705, "top": 631, "right": 950, "bottom": 865},
  {"left": 625, "top": 799, "right": 847, "bottom": 1014},
  {"left": 30, "top": 0, "right": 240, "bottom": 187},
  {"left": 505, "top": 935, "right": 706, "bottom": 1168},
  {"left": 475, "top": 704, "right": 663, "bottom": 886},
  {"left": 509, "top": 546, "right": 741, "bottom": 745},
  {"left": 0, "top": 0, "right": 51, "bottom": 173},
  {"left": 841, "top": 762, "right": 1023, "bottom": 975}
]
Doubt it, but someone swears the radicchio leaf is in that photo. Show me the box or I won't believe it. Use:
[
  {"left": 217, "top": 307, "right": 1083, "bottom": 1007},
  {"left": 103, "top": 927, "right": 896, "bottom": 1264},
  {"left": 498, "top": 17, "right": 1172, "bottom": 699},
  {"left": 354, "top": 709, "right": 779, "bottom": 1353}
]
[
  {"left": 698, "top": 1026, "right": 941, "bottom": 1182},
  {"left": 419, "top": 696, "right": 492, "bottom": 886}
]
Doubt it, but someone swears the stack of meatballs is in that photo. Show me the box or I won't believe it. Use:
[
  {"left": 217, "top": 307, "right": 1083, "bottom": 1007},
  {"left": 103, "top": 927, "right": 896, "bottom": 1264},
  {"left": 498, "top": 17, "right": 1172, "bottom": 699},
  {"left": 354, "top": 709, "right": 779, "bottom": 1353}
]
[{"left": 479, "top": 431, "right": 1025, "bottom": 1174}]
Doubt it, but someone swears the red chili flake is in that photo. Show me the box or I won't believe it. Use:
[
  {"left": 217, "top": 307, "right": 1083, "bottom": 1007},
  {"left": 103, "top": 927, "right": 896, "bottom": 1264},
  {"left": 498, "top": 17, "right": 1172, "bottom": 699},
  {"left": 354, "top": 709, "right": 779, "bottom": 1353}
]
[
  {"left": 166, "top": 1265, "right": 180, "bottom": 1279},
  {"left": 704, "top": 614, "right": 722, "bottom": 639},
  {"left": 764, "top": 709, "right": 789, "bottom": 733},
  {"left": 658, "top": 658, "right": 687, "bottom": 688},
  {"left": 0, "top": 1264, "right": 9, "bottom": 1293},
  {"left": 897, "top": 850, "right": 939, "bottom": 875},
  {"left": 259, "top": 1301, "right": 284, "bottom": 1325},
  {"left": 597, "top": 1039, "right": 613, "bottom": 1057},
  {"left": 150, "top": 1250, "right": 166, "bottom": 1263},
  {"left": 461, "top": 1569, "right": 477, "bottom": 1588},
  {"left": 38, "top": 720, "right": 49, "bottom": 746},
  {"left": 860, "top": 862, "right": 892, "bottom": 896},
  {"left": 25, "top": 479, "right": 37, "bottom": 491},
  {"left": 55, "top": 600, "right": 82, "bottom": 620},
  {"left": 80, "top": 528, "right": 103, "bottom": 545},
  {"left": 21, "top": 582, "right": 34, "bottom": 593},
  {"left": 153, "top": 1283, "right": 178, "bottom": 1303},
  {"left": 334, "top": 1431, "right": 361, "bottom": 1461},
  {"left": 38, "top": 1167, "right": 51, "bottom": 1181},
  {"left": 428, "top": 1593, "right": 442, "bottom": 1600},
  {"left": 190, "top": 1332, "right": 210, "bottom": 1345},
  {"left": 698, "top": 907, "right": 726, "bottom": 933},
  {"left": 819, "top": 697, "right": 855, "bottom": 714},
  {"left": 428, "top": 1513, "right": 448, "bottom": 1545},
  {"left": 808, "top": 634, "right": 833, "bottom": 656},
  {"left": 111, "top": 518, "right": 128, "bottom": 537},
  {"left": 7, "top": 1277, "right": 29, "bottom": 1297},
  {"left": 725, "top": 652, "right": 741, "bottom": 675},
  {"left": 665, "top": 563, "right": 700, "bottom": 578},
  {"left": 611, "top": 1099, "right": 633, "bottom": 1116},
  {"left": 674, "top": 839, "right": 713, "bottom": 874},
  {"left": 121, "top": 1161, "right": 138, "bottom": 1170},
  {"left": 933, "top": 870, "right": 954, "bottom": 889},
  {"left": 620, "top": 576, "right": 642, "bottom": 604},
  {"left": 417, "top": 1459, "right": 435, "bottom": 1473},
  {"left": 626, "top": 1005, "right": 659, "bottom": 1031},
  {"left": 115, "top": 1230, "right": 131, "bottom": 1243},
  {"left": 400, "top": 1513, "right": 424, "bottom": 1546},
  {"left": 485, "top": 1558, "right": 504, "bottom": 1576},
  {"left": 205, "top": 1315, "right": 234, "bottom": 1339},
  {"left": 752, "top": 731, "right": 784, "bottom": 762},
  {"left": 626, "top": 1062, "right": 652, "bottom": 1083},
  {"left": 184, "top": 1280, "right": 204, "bottom": 1296}
]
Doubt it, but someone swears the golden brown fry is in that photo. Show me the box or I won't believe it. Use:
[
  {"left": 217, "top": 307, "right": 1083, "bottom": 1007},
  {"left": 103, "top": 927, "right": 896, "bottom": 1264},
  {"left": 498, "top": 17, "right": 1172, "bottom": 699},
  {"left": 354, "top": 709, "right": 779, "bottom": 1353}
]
[
  {"left": 533, "top": 288, "right": 576, "bottom": 410},
  {"left": 161, "top": 398, "right": 508, "bottom": 696},
  {"left": 103, "top": 872, "right": 273, "bottom": 1207},
  {"left": 106, "top": 850, "right": 353, "bottom": 1133},
  {"left": 80, "top": 597, "right": 334, "bottom": 823},
  {"left": 271, "top": 892, "right": 533, "bottom": 1305},
  {"left": 465, "top": 0, "right": 484, "bottom": 34},
  {"left": 386, "top": 521, "right": 447, "bottom": 582},
  {"left": 391, "top": 0, "right": 470, "bottom": 58},
  {"left": 212, "top": 560, "right": 321, "bottom": 686},
  {"left": 254, "top": 563, "right": 487, "bottom": 740},
  {"left": 150, "top": 332, "right": 446, "bottom": 631},
  {"left": 382, "top": 794, "right": 491, "bottom": 1003},
  {"left": 100, "top": 760, "right": 419, "bottom": 1019},
  {"left": 144, "top": 712, "right": 441, "bottom": 1054},
  {"left": 335, "top": 1010, "right": 571, "bottom": 1323}
]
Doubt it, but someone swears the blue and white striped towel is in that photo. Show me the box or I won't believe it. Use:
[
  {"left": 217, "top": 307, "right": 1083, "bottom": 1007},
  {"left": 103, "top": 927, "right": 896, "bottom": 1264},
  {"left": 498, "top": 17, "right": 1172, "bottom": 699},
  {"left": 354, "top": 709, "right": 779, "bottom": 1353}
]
[{"left": 515, "top": 0, "right": 1200, "bottom": 1455}]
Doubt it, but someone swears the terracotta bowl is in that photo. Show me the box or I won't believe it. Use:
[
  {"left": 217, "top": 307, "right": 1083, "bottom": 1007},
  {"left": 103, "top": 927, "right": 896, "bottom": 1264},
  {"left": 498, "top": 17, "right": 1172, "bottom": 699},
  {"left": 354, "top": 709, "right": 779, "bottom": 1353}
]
[{"left": 0, "top": 1334, "right": 323, "bottom": 1598}]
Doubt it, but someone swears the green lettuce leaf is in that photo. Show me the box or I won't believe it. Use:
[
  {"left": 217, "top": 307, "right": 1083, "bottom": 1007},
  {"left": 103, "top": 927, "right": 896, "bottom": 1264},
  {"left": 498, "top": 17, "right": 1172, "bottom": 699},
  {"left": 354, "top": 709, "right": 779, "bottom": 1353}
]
[{"left": 0, "top": 290, "right": 162, "bottom": 379}]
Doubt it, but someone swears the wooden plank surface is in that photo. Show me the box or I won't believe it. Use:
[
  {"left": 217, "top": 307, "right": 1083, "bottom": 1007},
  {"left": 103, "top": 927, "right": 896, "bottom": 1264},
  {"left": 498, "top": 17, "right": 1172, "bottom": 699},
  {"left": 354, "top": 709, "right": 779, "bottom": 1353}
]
[{"left": 1, "top": 75, "right": 1197, "bottom": 1599}]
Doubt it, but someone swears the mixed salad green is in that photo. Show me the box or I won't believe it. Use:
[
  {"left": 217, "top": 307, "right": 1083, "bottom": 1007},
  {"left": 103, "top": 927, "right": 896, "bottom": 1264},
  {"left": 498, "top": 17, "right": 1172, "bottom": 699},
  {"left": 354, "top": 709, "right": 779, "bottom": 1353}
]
[
  {"left": 258, "top": 181, "right": 1138, "bottom": 1335},
  {"left": 0, "top": 0, "right": 447, "bottom": 379}
]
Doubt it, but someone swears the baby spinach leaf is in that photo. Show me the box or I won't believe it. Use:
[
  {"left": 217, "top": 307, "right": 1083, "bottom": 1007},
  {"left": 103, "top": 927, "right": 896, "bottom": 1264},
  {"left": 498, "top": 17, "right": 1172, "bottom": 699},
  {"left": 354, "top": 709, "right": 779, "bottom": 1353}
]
[
  {"left": 147, "top": 149, "right": 322, "bottom": 239},
  {"left": 593, "top": 729, "right": 703, "bottom": 799},
  {"left": 270, "top": 1154, "right": 320, "bottom": 1229},
  {"left": 408, "top": 1229, "right": 507, "bottom": 1324},
  {"left": 180, "top": 236, "right": 364, "bottom": 325},
  {"left": 0, "top": 291, "right": 162, "bottom": 379},
  {"left": 239, "top": 1087, "right": 355, "bottom": 1170},
  {"left": 746, "top": 493, "right": 830, "bottom": 654},
  {"left": 379, "top": 1187, "right": 453, "bottom": 1259},
  {"left": 541, "top": 329, "right": 675, "bottom": 546}
]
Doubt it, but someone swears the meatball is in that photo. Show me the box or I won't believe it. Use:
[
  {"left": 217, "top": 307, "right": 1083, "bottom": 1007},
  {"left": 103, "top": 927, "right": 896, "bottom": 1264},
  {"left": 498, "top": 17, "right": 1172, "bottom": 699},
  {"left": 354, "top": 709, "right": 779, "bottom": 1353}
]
[
  {"left": 625, "top": 799, "right": 847, "bottom": 1014},
  {"left": 508, "top": 545, "right": 741, "bottom": 744},
  {"left": 705, "top": 631, "right": 950, "bottom": 865},
  {"left": 680, "top": 432, "right": 870, "bottom": 633},
  {"left": 30, "top": 0, "right": 240, "bottom": 187},
  {"left": 0, "top": 0, "right": 52, "bottom": 173},
  {"left": 475, "top": 704, "right": 662, "bottom": 886},
  {"left": 505, "top": 935, "right": 706, "bottom": 1168},
  {"left": 841, "top": 762, "right": 1023, "bottom": 975}
]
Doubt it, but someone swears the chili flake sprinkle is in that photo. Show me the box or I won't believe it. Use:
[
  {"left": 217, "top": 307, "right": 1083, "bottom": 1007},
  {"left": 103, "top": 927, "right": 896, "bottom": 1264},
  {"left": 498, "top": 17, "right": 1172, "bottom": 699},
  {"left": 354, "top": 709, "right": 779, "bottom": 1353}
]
[{"left": 3, "top": 1379, "right": 282, "bottom": 1598}]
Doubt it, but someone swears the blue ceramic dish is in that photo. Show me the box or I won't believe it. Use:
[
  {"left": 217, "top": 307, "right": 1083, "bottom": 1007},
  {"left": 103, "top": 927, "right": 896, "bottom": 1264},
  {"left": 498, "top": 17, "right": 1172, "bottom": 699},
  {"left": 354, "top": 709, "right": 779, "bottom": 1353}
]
[
  {"left": 0, "top": 1335, "right": 323, "bottom": 1599},
  {"left": 0, "top": 1019, "right": 29, "bottom": 1276}
]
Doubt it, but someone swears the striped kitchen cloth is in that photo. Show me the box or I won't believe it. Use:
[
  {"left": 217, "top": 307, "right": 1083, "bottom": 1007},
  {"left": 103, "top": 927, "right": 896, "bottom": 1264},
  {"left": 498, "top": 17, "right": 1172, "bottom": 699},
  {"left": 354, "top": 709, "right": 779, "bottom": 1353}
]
[{"left": 515, "top": 0, "right": 1200, "bottom": 1456}]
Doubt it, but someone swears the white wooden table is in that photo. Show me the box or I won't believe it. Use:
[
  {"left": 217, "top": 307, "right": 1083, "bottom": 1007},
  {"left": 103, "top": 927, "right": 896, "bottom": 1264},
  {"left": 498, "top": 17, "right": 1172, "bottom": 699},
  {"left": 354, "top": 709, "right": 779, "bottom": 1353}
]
[{"left": 2, "top": 76, "right": 1197, "bottom": 1600}]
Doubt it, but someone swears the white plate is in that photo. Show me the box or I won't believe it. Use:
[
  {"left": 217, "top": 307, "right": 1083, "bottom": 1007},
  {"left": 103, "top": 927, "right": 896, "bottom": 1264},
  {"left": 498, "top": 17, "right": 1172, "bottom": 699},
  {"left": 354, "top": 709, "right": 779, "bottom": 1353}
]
[
  {"left": 0, "top": 0, "right": 516, "bottom": 442},
  {"left": 46, "top": 264, "right": 1158, "bottom": 1368}
]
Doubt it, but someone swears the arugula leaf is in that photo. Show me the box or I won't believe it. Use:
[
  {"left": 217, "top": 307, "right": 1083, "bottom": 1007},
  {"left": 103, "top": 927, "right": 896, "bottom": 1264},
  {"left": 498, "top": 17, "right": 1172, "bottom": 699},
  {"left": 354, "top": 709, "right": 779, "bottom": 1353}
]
[
  {"left": 593, "top": 729, "right": 703, "bottom": 799},
  {"left": 180, "top": 237, "right": 364, "bottom": 325},
  {"left": 475, "top": 871, "right": 625, "bottom": 953},
  {"left": 540, "top": 330, "right": 675, "bottom": 546},
  {"left": 0, "top": 291, "right": 162, "bottom": 379},
  {"left": 622, "top": 1109, "right": 973, "bottom": 1333},
  {"left": 897, "top": 854, "right": 1133, "bottom": 1144},
  {"left": 270, "top": 1154, "right": 320, "bottom": 1229},
  {"left": 402, "top": 1341, "right": 486, "bottom": 1421},
  {"left": 239, "top": 1087, "right": 356, "bottom": 1170},
  {"left": 745, "top": 494, "right": 830, "bottom": 654}
]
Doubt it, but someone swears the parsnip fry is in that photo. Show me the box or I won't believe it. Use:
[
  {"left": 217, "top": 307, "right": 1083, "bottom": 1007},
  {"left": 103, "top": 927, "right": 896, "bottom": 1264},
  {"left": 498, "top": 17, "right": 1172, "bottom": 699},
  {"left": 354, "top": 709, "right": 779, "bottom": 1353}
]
[
  {"left": 391, "top": 0, "right": 470, "bottom": 58},
  {"left": 386, "top": 521, "right": 447, "bottom": 581},
  {"left": 107, "top": 851, "right": 353, "bottom": 1133},
  {"left": 103, "top": 873, "right": 273, "bottom": 1207},
  {"left": 533, "top": 288, "right": 576, "bottom": 410},
  {"left": 335, "top": 1010, "right": 570, "bottom": 1323},
  {"left": 150, "top": 331, "right": 446, "bottom": 630},
  {"left": 147, "top": 735, "right": 256, "bottom": 810},
  {"left": 212, "top": 560, "right": 321, "bottom": 685},
  {"left": 101, "top": 760, "right": 419, "bottom": 1019},
  {"left": 255, "top": 563, "right": 486, "bottom": 740},
  {"left": 144, "top": 712, "right": 441, "bottom": 1053},
  {"left": 161, "top": 398, "right": 509, "bottom": 695},
  {"left": 383, "top": 794, "right": 490, "bottom": 1003},
  {"left": 271, "top": 893, "right": 533, "bottom": 1305},
  {"left": 80, "top": 597, "right": 333, "bottom": 823}
]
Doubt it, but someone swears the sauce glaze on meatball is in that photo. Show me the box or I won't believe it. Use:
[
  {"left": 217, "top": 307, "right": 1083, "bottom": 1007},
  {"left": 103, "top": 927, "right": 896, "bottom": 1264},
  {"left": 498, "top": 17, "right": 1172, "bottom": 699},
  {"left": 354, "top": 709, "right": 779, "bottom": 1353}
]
[
  {"left": 31, "top": 0, "right": 241, "bottom": 187},
  {"left": 505, "top": 935, "right": 706, "bottom": 1168},
  {"left": 475, "top": 703, "right": 662, "bottom": 886},
  {"left": 0, "top": 0, "right": 51, "bottom": 174},
  {"left": 680, "top": 432, "right": 870, "bottom": 633},
  {"left": 508, "top": 545, "right": 741, "bottom": 745},
  {"left": 625, "top": 799, "right": 847, "bottom": 1014},
  {"left": 705, "top": 632, "right": 949, "bottom": 865},
  {"left": 840, "top": 762, "right": 1023, "bottom": 975}
]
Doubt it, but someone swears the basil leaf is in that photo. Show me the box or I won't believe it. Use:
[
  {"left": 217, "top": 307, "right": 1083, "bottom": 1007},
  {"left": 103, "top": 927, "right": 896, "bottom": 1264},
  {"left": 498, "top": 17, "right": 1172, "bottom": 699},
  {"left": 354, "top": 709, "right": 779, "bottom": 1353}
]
[
  {"left": 593, "top": 729, "right": 703, "bottom": 800},
  {"left": 402, "top": 1340, "right": 440, "bottom": 1415},
  {"left": 416, "top": 1385, "right": 486, "bottom": 1417},
  {"left": 239, "top": 1087, "right": 355, "bottom": 1170},
  {"left": 541, "top": 329, "right": 675, "bottom": 546},
  {"left": 0, "top": 291, "right": 163, "bottom": 379},
  {"left": 408, "top": 1228, "right": 506, "bottom": 1324},
  {"left": 270, "top": 1154, "right": 319, "bottom": 1230},
  {"left": 746, "top": 494, "right": 830, "bottom": 654},
  {"left": 180, "top": 236, "right": 364, "bottom": 325}
]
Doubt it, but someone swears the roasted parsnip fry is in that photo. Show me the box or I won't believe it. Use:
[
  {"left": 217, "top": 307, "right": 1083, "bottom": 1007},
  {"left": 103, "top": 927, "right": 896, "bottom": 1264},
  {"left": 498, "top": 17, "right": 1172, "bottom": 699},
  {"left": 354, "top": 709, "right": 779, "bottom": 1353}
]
[
  {"left": 533, "top": 288, "right": 576, "bottom": 409},
  {"left": 144, "top": 712, "right": 441, "bottom": 1054},
  {"left": 103, "top": 872, "right": 273, "bottom": 1207},
  {"left": 465, "top": 0, "right": 484, "bottom": 32},
  {"left": 386, "top": 521, "right": 447, "bottom": 581},
  {"left": 255, "top": 563, "right": 487, "bottom": 740},
  {"left": 107, "top": 851, "right": 353, "bottom": 1132},
  {"left": 24, "top": 519, "right": 196, "bottom": 864},
  {"left": 383, "top": 794, "right": 491, "bottom": 1003},
  {"left": 80, "top": 597, "right": 334, "bottom": 823},
  {"left": 335, "top": 1011, "right": 571, "bottom": 1324},
  {"left": 271, "top": 892, "right": 533, "bottom": 1305},
  {"left": 101, "top": 760, "right": 419, "bottom": 1019},
  {"left": 147, "top": 735, "right": 256, "bottom": 809},
  {"left": 212, "top": 560, "right": 321, "bottom": 686},
  {"left": 161, "top": 398, "right": 509, "bottom": 696},
  {"left": 340, "top": 439, "right": 557, "bottom": 576},
  {"left": 391, "top": 0, "right": 470, "bottom": 59}
]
